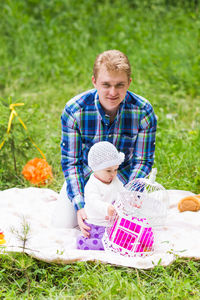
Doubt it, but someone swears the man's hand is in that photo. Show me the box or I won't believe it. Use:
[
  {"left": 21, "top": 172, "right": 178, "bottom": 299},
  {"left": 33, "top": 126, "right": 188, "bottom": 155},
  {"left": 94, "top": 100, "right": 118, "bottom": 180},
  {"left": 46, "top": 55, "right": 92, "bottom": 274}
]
[{"left": 77, "top": 208, "right": 90, "bottom": 237}]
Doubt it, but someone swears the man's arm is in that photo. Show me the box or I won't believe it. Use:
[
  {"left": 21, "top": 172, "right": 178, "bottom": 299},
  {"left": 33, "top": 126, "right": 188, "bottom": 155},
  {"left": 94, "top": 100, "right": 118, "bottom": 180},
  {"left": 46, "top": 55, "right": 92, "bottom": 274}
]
[
  {"left": 128, "top": 103, "right": 157, "bottom": 180},
  {"left": 61, "top": 107, "right": 92, "bottom": 236},
  {"left": 61, "top": 107, "right": 85, "bottom": 210}
]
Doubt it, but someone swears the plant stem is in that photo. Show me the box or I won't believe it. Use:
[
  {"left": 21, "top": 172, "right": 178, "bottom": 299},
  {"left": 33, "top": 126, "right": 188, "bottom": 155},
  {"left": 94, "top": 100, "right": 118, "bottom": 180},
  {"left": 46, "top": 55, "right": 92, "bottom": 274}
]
[{"left": 10, "top": 136, "right": 17, "bottom": 174}]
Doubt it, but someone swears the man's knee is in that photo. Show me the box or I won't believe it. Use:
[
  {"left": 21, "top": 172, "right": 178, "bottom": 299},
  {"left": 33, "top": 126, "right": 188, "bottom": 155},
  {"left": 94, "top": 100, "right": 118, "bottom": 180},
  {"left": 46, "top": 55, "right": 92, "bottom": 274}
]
[{"left": 51, "top": 181, "right": 77, "bottom": 228}]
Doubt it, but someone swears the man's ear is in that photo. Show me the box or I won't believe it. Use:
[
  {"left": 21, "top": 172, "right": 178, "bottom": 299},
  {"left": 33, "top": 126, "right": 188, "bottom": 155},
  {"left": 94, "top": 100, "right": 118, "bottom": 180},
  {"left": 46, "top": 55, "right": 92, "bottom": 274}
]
[
  {"left": 128, "top": 77, "right": 132, "bottom": 88},
  {"left": 92, "top": 75, "right": 96, "bottom": 88}
]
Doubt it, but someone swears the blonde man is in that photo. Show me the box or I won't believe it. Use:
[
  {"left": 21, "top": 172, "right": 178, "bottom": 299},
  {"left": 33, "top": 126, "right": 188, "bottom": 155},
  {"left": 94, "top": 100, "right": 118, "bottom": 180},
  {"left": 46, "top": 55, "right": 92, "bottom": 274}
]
[{"left": 52, "top": 50, "right": 157, "bottom": 238}]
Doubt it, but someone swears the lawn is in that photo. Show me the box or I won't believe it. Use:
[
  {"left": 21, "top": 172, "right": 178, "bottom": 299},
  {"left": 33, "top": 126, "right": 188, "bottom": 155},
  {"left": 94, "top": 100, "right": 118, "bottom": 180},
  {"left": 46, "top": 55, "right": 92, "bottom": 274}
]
[{"left": 0, "top": 0, "right": 200, "bottom": 298}]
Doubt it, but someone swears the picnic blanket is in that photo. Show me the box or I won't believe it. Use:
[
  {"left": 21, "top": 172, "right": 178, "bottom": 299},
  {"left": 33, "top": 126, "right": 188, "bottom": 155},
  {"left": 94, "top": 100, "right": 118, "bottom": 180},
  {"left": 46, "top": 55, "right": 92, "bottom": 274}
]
[{"left": 0, "top": 187, "right": 199, "bottom": 269}]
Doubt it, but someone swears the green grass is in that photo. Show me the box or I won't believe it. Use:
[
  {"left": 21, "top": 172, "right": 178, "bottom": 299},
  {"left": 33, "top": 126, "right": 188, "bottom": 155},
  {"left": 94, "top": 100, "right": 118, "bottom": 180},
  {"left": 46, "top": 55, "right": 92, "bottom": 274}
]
[
  {"left": 0, "top": 0, "right": 200, "bottom": 298},
  {"left": 0, "top": 253, "right": 200, "bottom": 299}
]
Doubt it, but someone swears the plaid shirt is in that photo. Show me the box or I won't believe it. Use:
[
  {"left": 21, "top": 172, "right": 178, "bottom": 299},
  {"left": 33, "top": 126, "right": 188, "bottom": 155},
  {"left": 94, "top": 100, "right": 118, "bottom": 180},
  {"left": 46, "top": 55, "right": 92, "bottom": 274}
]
[{"left": 61, "top": 89, "right": 157, "bottom": 210}]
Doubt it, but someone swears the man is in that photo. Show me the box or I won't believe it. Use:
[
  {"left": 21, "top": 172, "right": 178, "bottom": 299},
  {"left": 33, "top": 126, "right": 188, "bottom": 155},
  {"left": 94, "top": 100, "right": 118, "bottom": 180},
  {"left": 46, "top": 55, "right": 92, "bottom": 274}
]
[{"left": 52, "top": 50, "right": 157, "bottom": 237}]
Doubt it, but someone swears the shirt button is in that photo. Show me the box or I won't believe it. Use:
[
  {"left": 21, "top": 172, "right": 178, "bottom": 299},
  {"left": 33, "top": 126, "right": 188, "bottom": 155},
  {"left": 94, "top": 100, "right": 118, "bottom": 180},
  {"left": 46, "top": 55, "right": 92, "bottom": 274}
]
[{"left": 109, "top": 134, "right": 112, "bottom": 138}]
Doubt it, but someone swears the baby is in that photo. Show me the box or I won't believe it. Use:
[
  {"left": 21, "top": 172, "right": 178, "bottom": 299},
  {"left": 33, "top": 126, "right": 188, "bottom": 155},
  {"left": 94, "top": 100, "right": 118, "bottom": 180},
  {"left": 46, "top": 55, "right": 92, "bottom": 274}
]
[{"left": 77, "top": 141, "right": 125, "bottom": 250}]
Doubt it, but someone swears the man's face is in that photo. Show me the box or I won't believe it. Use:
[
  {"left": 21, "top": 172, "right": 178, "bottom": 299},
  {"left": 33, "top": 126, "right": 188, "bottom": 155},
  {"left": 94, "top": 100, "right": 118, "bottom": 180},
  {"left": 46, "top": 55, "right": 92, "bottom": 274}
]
[{"left": 92, "top": 65, "right": 132, "bottom": 114}]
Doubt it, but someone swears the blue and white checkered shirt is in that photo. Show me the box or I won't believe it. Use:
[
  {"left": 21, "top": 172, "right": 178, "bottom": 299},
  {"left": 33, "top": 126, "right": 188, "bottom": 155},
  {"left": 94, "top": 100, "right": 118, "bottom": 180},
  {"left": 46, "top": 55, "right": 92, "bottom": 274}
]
[{"left": 61, "top": 89, "right": 157, "bottom": 210}]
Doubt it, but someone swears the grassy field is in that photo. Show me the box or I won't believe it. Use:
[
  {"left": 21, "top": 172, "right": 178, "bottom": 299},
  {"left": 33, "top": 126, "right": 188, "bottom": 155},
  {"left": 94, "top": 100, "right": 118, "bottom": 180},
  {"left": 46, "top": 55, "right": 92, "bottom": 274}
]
[
  {"left": 0, "top": 253, "right": 200, "bottom": 299},
  {"left": 0, "top": 0, "right": 200, "bottom": 298}
]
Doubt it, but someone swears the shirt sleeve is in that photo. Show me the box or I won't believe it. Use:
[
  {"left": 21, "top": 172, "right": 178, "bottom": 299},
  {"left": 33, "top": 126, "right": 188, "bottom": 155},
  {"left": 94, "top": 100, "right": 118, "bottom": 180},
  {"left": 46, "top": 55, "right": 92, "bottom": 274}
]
[
  {"left": 84, "top": 183, "right": 110, "bottom": 220},
  {"left": 128, "top": 103, "right": 157, "bottom": 181},
  {"left": 60, "top": 106, "right": 85, "bottom": 211}
]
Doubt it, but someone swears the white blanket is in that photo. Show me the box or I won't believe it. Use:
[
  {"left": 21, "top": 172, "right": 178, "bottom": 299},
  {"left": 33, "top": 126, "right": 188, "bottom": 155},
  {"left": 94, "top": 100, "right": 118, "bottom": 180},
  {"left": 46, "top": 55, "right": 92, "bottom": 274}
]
[{"left": 0, "top": 188, "right": 199, "bottom": 269}]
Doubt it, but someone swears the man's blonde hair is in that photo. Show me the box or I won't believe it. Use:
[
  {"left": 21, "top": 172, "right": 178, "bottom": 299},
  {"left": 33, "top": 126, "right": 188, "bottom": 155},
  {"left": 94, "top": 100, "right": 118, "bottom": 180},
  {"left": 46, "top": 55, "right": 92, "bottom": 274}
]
[{"left": 93, "top": 50, "right": 131, "bottom": 80}]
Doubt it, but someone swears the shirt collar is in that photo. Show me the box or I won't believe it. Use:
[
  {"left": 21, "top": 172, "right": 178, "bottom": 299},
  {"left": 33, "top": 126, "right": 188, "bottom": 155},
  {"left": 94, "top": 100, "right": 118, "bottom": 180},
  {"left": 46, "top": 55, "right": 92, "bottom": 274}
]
[{"left": 94, "top": 90, "right": 128, "bottom": 125}]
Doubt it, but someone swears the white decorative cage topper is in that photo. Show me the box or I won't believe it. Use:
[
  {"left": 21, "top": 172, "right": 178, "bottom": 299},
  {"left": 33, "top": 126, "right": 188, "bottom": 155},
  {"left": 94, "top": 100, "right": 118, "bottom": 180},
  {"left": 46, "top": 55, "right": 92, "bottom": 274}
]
[{"left": 102, "top": 169, "right": 169, "bottom": 257}]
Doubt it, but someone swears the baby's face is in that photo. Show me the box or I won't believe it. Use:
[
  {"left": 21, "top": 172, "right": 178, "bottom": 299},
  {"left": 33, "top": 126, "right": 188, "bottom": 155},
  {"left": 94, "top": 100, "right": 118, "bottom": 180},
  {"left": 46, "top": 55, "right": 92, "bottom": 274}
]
[{"left": 94, "top": 165, "right": 119, "bottom": 184}]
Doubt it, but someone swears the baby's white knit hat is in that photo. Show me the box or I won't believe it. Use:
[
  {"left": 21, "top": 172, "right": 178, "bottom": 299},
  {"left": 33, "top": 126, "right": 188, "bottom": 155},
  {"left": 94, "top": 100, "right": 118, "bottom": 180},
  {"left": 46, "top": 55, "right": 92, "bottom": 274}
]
[{"left": 88, "top": 141, "right": 125, "bottom": 172}]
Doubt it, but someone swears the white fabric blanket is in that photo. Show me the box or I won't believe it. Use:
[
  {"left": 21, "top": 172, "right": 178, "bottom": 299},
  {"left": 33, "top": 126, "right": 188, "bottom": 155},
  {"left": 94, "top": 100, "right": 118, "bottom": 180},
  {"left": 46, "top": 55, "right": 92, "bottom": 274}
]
[{"left": 0, "top": 187, "right": 199, "bottom": 269}]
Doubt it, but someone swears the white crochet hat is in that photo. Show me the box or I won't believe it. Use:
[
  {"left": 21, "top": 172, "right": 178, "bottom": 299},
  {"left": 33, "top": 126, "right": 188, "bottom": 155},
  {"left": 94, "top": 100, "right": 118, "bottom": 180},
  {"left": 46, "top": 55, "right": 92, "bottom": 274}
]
[{"left": 88, "top": 141, "right": 125, "bottom": 172}]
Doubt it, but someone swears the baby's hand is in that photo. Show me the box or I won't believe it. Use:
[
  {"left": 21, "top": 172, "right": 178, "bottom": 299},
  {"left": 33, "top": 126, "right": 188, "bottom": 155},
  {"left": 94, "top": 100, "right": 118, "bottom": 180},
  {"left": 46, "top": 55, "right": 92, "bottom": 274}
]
[
  {"left": 130, "top": 194, "right": 142, "bottom": 208},
  {"left": 107, "top": 204, "right": 116, "bottom": 217}
]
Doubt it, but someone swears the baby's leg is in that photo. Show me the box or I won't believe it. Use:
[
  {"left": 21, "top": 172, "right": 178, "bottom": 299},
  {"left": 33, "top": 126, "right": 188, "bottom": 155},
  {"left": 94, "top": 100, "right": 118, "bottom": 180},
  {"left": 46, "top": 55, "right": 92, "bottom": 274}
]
[
  {"left": 77, "top": 224, "right": 105, "bottom": 250},
  {"left": 88, "top": 224, "right": 105, "bottom": 239}
]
